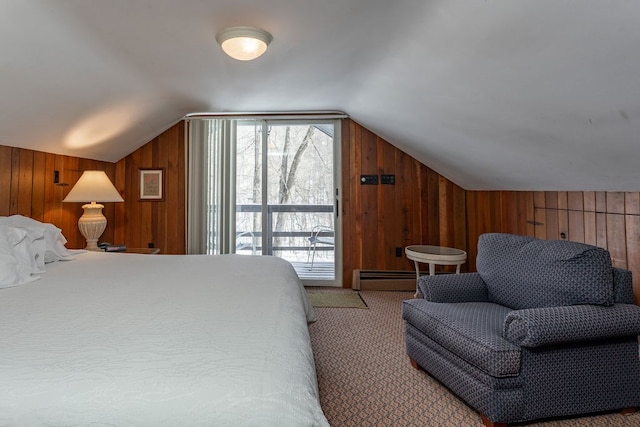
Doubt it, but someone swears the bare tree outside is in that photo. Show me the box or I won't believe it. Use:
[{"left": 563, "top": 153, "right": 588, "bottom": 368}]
[{"left": 235, "top": 121, "right": 334, "bottom": 264}]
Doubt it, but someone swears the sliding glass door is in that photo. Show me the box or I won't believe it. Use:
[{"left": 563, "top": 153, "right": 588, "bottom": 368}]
[{"left": 188, "top": 116, "right": 341, "bottom": 286}]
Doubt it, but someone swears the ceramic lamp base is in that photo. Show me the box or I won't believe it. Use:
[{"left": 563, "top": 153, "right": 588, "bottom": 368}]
[{"left": 78, "top": 202, "right": 107, "bottom": 251}]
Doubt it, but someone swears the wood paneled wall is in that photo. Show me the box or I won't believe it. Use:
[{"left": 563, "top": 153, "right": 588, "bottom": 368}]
[
  {"left": 0, "top": 145, "right": 117, "bottom": 249},
  {"left": 114, "top": 121, "right": 186, "bottom": 254},
  {"left": 466, "top": 191, "right": 640, "bottom": 303},
  {"left": 2, "top": 120, "right": 638, "bottom": 302},
  {"left": 465, "top": 191, "right": 535, "bottom": 272},
  {"left": 0, "top": 121, "right": 184, "bottom": 253},
  {"left": 341, "top": 120, "right": 467, "bottom": 287}
]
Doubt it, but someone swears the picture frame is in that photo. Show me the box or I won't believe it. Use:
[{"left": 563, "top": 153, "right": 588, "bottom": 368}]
[{"left": 139, "top": 168, "right": 164, "bottom": 201}]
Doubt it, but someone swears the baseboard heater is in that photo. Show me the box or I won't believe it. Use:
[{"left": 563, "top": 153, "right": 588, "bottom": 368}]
[{"left": 352, "top": 269, "right": 417, "bottom": 291}]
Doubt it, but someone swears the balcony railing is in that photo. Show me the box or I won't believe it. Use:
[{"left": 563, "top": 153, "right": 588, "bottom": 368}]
[{"left": 235, "top": 204, "right": 334, "bottom": 255}]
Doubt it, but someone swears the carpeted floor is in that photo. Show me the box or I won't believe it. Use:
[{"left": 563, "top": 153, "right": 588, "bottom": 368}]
[{"left": 307, "top": 288, "right": 640, "bottom": 427}]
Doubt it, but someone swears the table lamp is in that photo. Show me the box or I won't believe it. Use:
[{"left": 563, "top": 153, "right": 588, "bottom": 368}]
[{"left": 63, "top": 170, "right": 124, "bottom": 251}]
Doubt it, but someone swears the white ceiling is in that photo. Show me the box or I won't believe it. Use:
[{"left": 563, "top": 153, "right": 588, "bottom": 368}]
[{"left": 2, "top": 0, "right": 640, "bottom": 190}]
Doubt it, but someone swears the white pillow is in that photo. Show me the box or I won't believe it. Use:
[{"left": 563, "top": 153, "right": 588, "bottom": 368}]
[
  {"left": 0, "top": 215, "right": 72, "bottom": 263},
  {"left": 0, "top": 225, "right": 41, "bottom": 288},
  {"left": 9, "top": 225, "right": 46, "bottom": 274}
]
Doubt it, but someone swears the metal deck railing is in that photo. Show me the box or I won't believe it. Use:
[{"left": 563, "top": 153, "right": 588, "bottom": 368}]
[{"left": 234, "top": 203, "right": 336, "bottom": 280}]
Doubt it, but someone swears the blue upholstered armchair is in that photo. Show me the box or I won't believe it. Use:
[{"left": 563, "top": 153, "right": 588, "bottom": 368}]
[{"left": 402, "top": 233, "right": 640, "bottom": 426}]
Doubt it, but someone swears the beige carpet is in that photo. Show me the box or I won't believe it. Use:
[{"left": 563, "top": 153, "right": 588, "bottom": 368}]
[
  {"left": 307, "top": 291, "right": 368, "bottom": 308},
  {"left": 308, "top": 288, "right": 640, "bottom": 427}
]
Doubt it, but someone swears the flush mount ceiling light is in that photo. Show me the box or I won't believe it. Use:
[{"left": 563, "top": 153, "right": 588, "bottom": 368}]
[{"left": 216, "top": 26, "right": 273, "bottom": 61}]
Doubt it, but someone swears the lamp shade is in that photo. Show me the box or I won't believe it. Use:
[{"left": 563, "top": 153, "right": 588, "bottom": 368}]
[
  {"left": 63, "top": 171, "right": 123, "bottom": 203},
  {"left": 216, "top": 26, "right": 272, "bottom": 61}
]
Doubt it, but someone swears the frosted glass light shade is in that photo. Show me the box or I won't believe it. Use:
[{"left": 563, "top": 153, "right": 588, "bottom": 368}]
[
  {"left": 216, "top": 26, "right": 272, "bottom": 61},
  {"left": 63, "top": 171, "right": 123, "bottom": 251}
]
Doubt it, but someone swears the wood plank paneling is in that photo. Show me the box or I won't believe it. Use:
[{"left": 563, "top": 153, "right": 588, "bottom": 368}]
[
  {"left": 545, "top": 192, "right": 558, "bottom": 210},
  {"left": 607, "top": 214, "right": 627, "bottom": 268},
  {"left": 359, "top": 127, "right": 378, "bottom": 269},
  {"left": 626, "top": 192, "right": 640, "bottom": 215},
  {"left": 584, "top": 211, "right": 597, "bottom": 246},
  {"left": 378, "top": 135, "right": 404, "bottom": 270},
  {"left": 0, "top": 145, "right": 116, "bottom": 248},
  {"left": 341, "top": 119, "right": 466, "bottom": 286},
  {"left": 567, "top": 192, "right": 583, "bottom": 211},
  {"left": 452, "top": 185, "right": 467, "bottom": 251},
  {"left": 583, "top": 192, "right": 596, "bottom": 212},
  {"left": 426, "top": 169, "right": 441, "bottom": 245},
  {"left": 0, "top": 146, "right": 12, "bottom": 216},
  {"left": 607, "top": 192, "right": 625, "bottom": 214},
  {"left": 596, "top": 212, "right": 608, "bottom": 249},
  {"left": 568, "top": 210, "right": 585, "bottom": 243},
  {"left": 500, "top": 191, "right": 518, "bottom": 234},
  {"left": 519, "top": 192, "right": 535, "bottom": 236},
  {"left": 17, "top": 149, "right": 34, "bottom": 216},
  {"left": 558, "top": 201, "right": 569, "bottom": 240},
  {"left": 114, "top": 121, "right": 185, "bottom": 254},
  {"left": 626, "top": 214, "right": 640, "bottom": 299},
  {"left": 545, "top": 206, "right": 560, "bottom": 239},
  {"left": 595, "top": 192, "right": 607, "bottom": 212},
  {"left": 30, "top": 152, "right": 46, "bottom": 221}
]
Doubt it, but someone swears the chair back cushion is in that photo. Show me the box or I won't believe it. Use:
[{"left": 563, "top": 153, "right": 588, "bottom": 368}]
[{"left": 476, "top": 233, "right": 614, "bottom": 309}]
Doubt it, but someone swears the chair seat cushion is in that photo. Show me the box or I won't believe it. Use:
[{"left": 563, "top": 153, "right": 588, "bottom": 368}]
[{"left": 402, "top": 299, "right": 520, "bottom": 378}]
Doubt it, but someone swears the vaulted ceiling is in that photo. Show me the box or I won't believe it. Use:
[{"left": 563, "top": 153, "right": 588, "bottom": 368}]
[{"left": 3, "top": 1, "right": 639, "bottom": 190}]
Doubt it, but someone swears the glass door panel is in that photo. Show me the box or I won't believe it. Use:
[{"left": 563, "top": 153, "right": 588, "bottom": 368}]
[
  {"left": 233, "top": 120, "right": 339, "bottom": 284},
  {"left": 235, "top": 120, "right": 263, "bottom": 255}
]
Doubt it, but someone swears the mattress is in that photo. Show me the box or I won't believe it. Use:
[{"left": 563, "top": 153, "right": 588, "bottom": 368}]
[{"left": 0, "top": 252, "right": 328, "bottom": 426}]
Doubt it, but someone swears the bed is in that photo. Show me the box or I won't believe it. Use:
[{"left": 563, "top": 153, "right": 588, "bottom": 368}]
[{"left": 0, "top": 217, "right": 328, "bottom": 426}]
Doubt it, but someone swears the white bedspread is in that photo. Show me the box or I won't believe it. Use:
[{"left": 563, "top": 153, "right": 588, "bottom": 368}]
[{"left": 0, "top": 252, "right": 328, "bottom": 426}]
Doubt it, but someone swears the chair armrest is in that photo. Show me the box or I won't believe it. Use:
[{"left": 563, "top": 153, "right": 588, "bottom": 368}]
[
  {"left": 418, "top": 272, "right": 489, "bottom": 303},
  {"left": 504, "top": 304, "right": 640, "bottom": 348},
  {"left": 613, "top": 267, "right": 635, "bottom": 303}
]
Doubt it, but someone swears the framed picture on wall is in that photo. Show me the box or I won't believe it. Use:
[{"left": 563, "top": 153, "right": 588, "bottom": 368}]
[{"left": 139, "top": 168, "right": 164, "bottom": 201}]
